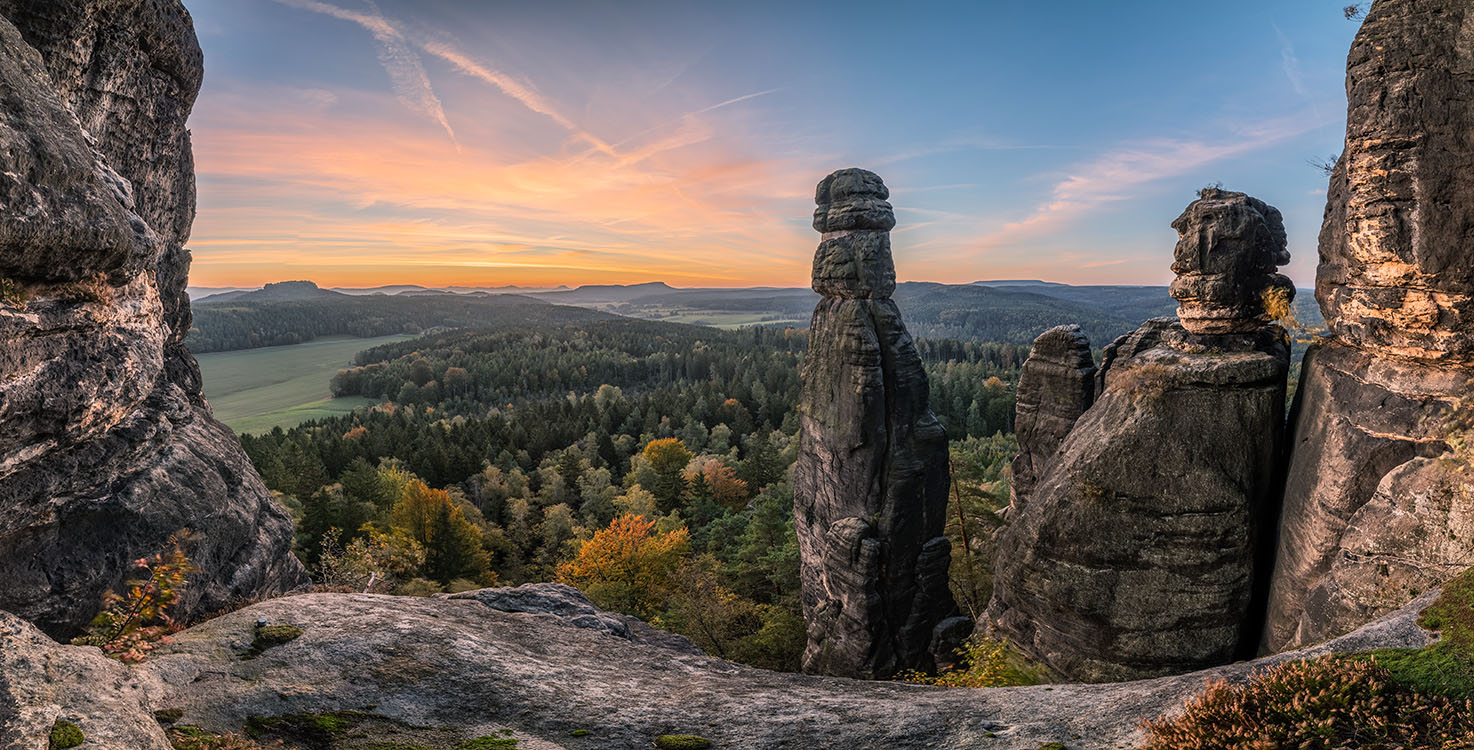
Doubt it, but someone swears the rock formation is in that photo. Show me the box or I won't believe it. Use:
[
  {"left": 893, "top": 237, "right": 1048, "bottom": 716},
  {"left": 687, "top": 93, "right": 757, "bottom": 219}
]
[
  {"left": 1264, "top": 0, "right": 1474, "bottom": 651},
  {"left": 794, "top": 168, "right": 956, "bottom": 678},
  {"left": 0, "top": 0, "right": 304, "bottom": 638},
  {"left": 1008, "top": 325, "right": 1096, "bottom": 515},
  {"left": 1169, "top": 189, "right": 1294, "bottom": 335},
  {"left": 989, "top": 190, "right": 1292, "bottom": 682},
  {"left": 0, "top": 582, "right": 1442, "bottom": 750}
]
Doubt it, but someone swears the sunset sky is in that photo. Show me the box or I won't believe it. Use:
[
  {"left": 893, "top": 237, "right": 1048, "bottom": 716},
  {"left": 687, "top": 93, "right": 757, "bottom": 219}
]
[{"left": 186, "top": 0, "right": 1361, "bottom": 289}]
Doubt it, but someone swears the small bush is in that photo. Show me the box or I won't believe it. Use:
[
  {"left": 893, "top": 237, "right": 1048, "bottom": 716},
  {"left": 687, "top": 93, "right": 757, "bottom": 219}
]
[
  {"left": 445, "top": 577, "right": 482, "bottom": 593},
  {"left": 653, "top": 735, "right": 711, "bottom": 750},
  {"left": 1140, "top": 656, "right": 1474, "bottom": 749},
  {"left": 903, "top": 637, "right": 1047, "bottom": 688},
  {"left": 154, "top": 708, "right": 185, "bottom": 725},
  {"left": 0, "top": 277, "right": 30, "bottom": 308},
  {"left": 393, "top": 577, "right": 443, "bottom": 597},
  {"left": 49, "top": 720, "right": 84, "bottom": 749},
  {"left": 71, "top": 534, "right": 197, "bottom": 662}
]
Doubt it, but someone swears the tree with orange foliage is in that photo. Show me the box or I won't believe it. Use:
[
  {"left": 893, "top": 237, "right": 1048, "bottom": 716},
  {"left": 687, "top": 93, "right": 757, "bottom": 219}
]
[
  {"left": 556, "top": 515, "right": 690, "bottom": 619},
  {"left": 683, "top": 457, "right": 750, "bottom": 510},
  {"left": 387, "top": 474, "right": 491, "bottom": 585}
]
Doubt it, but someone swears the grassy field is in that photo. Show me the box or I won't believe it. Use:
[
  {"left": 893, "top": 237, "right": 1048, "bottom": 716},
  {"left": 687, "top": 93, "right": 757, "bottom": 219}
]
[
  {"left": 197, "top": 334, "right": 414, "bottom": 435},
  {"left": 624, "top": 306, "right": 808, "bottom": 329}
]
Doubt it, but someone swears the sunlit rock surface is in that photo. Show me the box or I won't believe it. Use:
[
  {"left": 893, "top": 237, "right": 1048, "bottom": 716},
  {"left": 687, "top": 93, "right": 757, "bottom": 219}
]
[{"left": 1265, "top": 0, "right": 1474, "bottom": 652}]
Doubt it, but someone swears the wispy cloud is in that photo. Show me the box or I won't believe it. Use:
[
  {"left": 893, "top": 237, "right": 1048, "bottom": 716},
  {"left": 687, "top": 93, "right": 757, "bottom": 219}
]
[
  {"left": 1274, "top": 24, "right": 1307, "bottom": 97},
  {"left": 274, "top": 0, "right": 456, "bottom": 143},
  {"left": 417, "top": 38, "right": 619, "bottom": 157},
  {"left": 967, "top": 111, "right": 1324, "bottom": 251}
]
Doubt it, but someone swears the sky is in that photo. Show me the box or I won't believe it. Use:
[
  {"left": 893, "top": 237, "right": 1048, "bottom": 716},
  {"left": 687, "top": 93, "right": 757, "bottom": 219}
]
[{"left": 185, "top": 0, "right": 1362, "bottom": 289}]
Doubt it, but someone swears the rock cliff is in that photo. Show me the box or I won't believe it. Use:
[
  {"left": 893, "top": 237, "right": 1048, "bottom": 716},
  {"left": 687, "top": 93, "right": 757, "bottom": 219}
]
[
  {"left": 0, "top": 0, "right": 304, "bottom": 637},
  {"left": 0, "top": 582, "right": 1441, "bottom": 750},
  {"left": 794, "top": 168, "right": 957, "bottom": 679},
  {"left": 989, "top": 190, "right": 1292, "bottom": 682},
  {"left": 1264, "top": 0, "right": 1474, "bottom": 651}
]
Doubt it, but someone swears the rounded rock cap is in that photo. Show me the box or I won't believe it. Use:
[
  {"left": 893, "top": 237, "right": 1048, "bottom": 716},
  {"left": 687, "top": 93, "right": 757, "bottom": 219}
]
[{"left": 813, "top": 168, "right": 896, "bottom": 233}]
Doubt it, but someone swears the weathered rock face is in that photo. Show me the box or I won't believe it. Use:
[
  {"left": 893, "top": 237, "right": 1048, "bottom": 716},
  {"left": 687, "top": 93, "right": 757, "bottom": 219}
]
[
  {"left": 0, "top": 0, "right": 304, "bottom": 638},
  {"left": 1314, "top": 1, "right": 1474, "bottom": 365},
  {"left": 0, "top": 583, "right": 1442, "bottom": 750},
  {"left": 1264, "top": 0, "right": 1474, "bottom": 652},
  {"left": 1008, "top": 325, "right": 1096, "bottom": 514},
  {"left": 989, "top": 192, "right": 1292, "bottom": 682},
  {"left": 794, "top": 168, "right": 956, "bottom": 679},
  {"left": 1169, "top": 188, "right": 1294, "bottom": 335}
]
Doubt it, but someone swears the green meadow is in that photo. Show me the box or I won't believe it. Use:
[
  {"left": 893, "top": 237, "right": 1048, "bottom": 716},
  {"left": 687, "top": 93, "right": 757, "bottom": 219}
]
[{"left": 196, "top": 334, "right": 415, "bottom": 435}]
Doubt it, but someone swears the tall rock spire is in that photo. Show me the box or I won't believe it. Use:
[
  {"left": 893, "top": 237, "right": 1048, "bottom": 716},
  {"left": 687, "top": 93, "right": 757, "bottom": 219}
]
[
  {"left": 1264, "top": 0, "right": 1474, "bottom": 652},
  {"left": 794, "top": 168, "right": 957, "bottom": 679},
  {"left": 988, "top": 189, "right": 1292, "bottom": 682}
]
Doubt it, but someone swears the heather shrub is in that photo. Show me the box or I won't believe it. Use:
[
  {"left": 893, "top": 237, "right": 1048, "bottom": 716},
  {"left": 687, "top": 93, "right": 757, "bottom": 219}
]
[{"left": 1140, "top": 656, "right": 1474, "bottom": 749}]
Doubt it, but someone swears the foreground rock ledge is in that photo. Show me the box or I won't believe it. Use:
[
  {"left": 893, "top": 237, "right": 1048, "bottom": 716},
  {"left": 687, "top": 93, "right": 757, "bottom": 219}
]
[{"left": 0, "top": 583, "right": 1438, "bottom": 750}]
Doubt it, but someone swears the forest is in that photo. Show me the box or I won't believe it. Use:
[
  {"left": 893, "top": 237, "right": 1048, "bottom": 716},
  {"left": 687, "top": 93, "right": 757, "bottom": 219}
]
[{"left": 232, "top": 316, "right": 1022, "bottom": 671}]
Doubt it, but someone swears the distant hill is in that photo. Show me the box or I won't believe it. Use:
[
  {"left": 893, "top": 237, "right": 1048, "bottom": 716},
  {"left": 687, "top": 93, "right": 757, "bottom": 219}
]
[
  {"left": 186, "top": 292, "right": 612, "bottom": 353},
  {"left": 328, "top": 284, "right": 570, "bottom": 296},
  {"left": 195, "top": 280, "right": 347, "bottom": 305},
  {"left": 529, "top": 281, "right": 676, "bottom": 304},
  {"left": 187, "top": 278, "right": 1326, "bottom": 353}
]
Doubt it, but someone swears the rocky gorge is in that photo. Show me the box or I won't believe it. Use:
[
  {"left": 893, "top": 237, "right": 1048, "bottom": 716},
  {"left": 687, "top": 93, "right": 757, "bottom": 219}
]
[{"left": 1, "top": 0, "right": 1473, "bottom": 748}]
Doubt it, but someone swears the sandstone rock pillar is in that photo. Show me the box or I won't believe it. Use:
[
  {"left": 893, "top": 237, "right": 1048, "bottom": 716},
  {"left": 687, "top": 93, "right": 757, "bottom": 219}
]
[
  {"left": 794, "top": 168, "right": 956, "bottom": 679},
  {"left": 1263, "top": 0, "right": 1474, "bottom": 651},
  {"left": 0, "top": 0, "right": 305, "bottom": 637},
  {"left": 988, "top": 189, "right": 1292, "bottom": 682}
]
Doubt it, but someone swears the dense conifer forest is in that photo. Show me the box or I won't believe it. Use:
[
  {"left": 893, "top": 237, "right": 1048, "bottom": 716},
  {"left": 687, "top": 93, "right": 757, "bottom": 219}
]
[{"left": 231, "top": 315, "right": 1021, "bottom": 670}]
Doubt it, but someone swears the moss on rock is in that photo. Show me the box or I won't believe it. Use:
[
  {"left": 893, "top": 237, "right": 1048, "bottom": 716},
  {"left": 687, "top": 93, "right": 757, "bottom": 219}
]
[
  {"left": 654, "top": 735, "right": 711, "bottom": 750},
  {"left": 48, "top": 720, "right": 84, "bottom": 749},
  {"left": 244, "top": 624, "right": 304, "bottom": 659}
]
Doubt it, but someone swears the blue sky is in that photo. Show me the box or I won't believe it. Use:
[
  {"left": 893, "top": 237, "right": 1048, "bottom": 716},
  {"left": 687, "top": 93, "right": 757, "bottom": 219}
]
[{"left": 185, "top": 0, "right": 1360, "bottom": 288}]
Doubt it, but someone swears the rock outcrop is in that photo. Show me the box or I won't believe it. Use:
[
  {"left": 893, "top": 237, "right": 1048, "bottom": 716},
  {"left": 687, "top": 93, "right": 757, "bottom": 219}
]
[
  {"left": 1169, "top": 189, "right": 1293, "bottom": 335},
  {"left": 989, "top": 190, "right": 1292, "bottom": 682},
  {"left": 0, "top": 0, "right": 304, "bottom": 638},
  {"left": 1263, "top": 0, "right": 1474, "bottom": 651},
  {"left": 1008, "top": 325, "right": 1096, "bottom": 514},
  {"left": 0, "top": 582, "right": 1442, "bottom": 750},
  {"left": 794, "top": 168, "right": 956, "bottom": 679}
]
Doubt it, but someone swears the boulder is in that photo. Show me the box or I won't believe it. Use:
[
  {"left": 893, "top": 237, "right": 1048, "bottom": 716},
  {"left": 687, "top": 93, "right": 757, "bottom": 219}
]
[
  {"left": 0, "top": 0, "right": 304, "bottom": 638},
  {"left": 1265, "top": 0, "right": 1474, "bottom": 651},
  {"left": 794, "top": 168, "right": 956, "bottom": 679}
]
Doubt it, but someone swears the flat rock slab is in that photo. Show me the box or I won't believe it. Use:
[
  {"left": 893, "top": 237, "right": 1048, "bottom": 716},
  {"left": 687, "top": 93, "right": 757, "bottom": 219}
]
[{"left": 0, "top": 585, "right": 1440, "bottom": 750}]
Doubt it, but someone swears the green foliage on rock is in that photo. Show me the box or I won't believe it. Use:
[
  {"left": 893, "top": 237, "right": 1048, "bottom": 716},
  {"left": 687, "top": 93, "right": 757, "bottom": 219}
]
[
  {"left": 244, "top": 624, "right": 303, "bottom": 659},
  {"left": 48, "top": 720, "right": 84, "bottom": 749},
  {"left": 653, "top": 735, "right": 711, "bottom": 750},
  {"left": 455, "top": 737, "right": 520, "bottom": 749}
]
